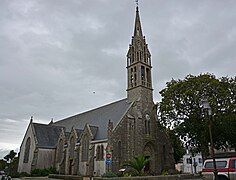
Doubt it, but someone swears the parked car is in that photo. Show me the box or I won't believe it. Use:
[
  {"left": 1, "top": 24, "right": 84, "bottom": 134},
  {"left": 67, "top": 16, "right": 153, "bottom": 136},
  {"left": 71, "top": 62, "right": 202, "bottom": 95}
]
[{"left": 202, "top": 157, "right": 236, "bottom": 180}]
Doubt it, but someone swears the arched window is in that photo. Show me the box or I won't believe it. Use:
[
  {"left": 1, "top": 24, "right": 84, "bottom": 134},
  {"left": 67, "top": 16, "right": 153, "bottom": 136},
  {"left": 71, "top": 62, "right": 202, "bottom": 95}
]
[
  {"left": 146, "top": 68, "right": 151, "bottom": 84},
  {"left": 145, "top": 120, "right": 147, "bottom": 134},
  {"left": 118, "top": 141, "right": 121, "bottom": 158},
  {"left": 100, "top": 145, "right": 104, "bottom": 160},
  {"left": 69, "top": 136, "right": 75, "bottom": 159},
  {"left": 82, "top": 135, "right": 89, "bottom": 161},
  {"left": 148, "top": 120, "right": 150, "bottom": 134},
  {"left": 141, "top": 66, "right": 145, "bottom": 81},
  {"left": 118, "top": 141, "right": 122, "bottom": 166},
  {"left": 96, "top": 145, "right": 100, "bottom": 161},
  {"left": 163, "top": 145, "right": 166, "bottom": 164},
  {"left": 96, "top": 144, "right": 104, "bottom": 161},
  {"left": 144, "top": 115, "right": 151, "bottom": 134},
  {"left": 23, "top": 137, "right": 31, "bottom": 163},
  {"left": 57, "top": 139, "right": 63, "bottom": 163}
]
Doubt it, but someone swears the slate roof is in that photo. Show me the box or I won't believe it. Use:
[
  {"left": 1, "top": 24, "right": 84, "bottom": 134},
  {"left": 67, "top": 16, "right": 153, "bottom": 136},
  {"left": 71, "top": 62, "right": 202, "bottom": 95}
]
[
  {"left": 64, "top": 132, "right": 70, "bottom": 141},
  {"left": 33, "top": 123, "right": 62, "bottom": 148},
  {"left": 88, "top": 125, "right": 98, "bottom": 140},
  {"left": 75, "top": 129, "right": 83, "bottom": 139},
  {"left": 53, "top": 98, "right": 131, "bottom": 140}
]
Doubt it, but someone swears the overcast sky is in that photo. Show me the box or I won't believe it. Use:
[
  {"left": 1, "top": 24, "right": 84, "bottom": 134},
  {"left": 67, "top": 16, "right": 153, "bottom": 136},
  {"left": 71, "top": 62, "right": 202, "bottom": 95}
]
[{"left": 0, "top": 0, "right": 235, "bottom": 159}]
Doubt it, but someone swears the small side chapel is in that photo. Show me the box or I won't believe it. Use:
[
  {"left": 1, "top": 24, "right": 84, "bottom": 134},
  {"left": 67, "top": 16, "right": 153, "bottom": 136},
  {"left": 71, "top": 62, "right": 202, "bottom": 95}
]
[{"left": 18, "top": 4, "right": 175, "bottom": 176}]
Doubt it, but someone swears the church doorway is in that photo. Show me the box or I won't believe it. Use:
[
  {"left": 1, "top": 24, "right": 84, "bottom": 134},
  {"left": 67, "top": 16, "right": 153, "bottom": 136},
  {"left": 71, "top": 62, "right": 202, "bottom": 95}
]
[{"left": 143, "top": 143, "right": 154, "bottom": 174}]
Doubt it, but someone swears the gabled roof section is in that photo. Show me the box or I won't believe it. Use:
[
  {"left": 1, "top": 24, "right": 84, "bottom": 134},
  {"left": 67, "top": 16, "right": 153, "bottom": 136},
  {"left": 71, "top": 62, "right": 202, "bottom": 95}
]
[
  {"left": 32, "top": 123, "right": 62, "bottom": 148},
  {"left": 54, "top": 98, "right": 131, "bottom": 140},
  {"left": 88, "top": 125, "right": 98, "bottom": 140},
  {"left": 75, "top": 129, "right": 83, "bottom": 140},
  {"left": 64, "top": 132, "right": 70, "bottom": 141}
]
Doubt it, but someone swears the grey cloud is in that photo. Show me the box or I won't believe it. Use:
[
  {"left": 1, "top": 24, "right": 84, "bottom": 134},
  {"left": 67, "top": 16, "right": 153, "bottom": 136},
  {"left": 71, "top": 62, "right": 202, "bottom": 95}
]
[{"left": 0, "top": 0, "right": 236, "bottom": 158}]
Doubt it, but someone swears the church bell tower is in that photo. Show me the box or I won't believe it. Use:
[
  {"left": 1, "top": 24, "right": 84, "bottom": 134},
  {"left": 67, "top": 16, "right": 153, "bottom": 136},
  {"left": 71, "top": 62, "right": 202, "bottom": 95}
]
[
  {"left": 109, "top": 4, "right": 175, "bottom": 174},
  {"left": 127, "top": 6, "right": 153, "bottom": 103}
]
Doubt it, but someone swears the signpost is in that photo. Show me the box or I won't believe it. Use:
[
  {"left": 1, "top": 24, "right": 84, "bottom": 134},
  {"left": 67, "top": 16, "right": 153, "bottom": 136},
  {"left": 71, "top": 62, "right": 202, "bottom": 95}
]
[
  {"left": 106, "top": 153, "right": 112, "bottom": 159},
  {"left": 106, "top": 159, "right": 112, "bottom": 164},
  {"left": 106, "top": 153, "right": 112, "bottom": 172}
]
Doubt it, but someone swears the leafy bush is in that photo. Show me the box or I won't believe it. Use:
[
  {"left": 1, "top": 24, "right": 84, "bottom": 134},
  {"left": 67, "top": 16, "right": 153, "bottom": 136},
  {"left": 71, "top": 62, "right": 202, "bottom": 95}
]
[
  {"left": 31, "top": 167, "right": 58, "bottom": 177},
  {"left": 20, "top": 172, "right": 30, "bottom": 177},
  {"left": 123, "top": 172, "right": 131, "bottom": 177},
  {"left": 101, "top": 172, "right": 118, "bottom": 178},
  {"left": 8, "top": 171, "right": 20, "bottom": 178},
  {"left": 161, "top": 169, "right": 169, "bottom": 175},
  {"left": 47, "top": 167, "right": 58, "bottom": 174},
  {"left": 31, "top": 168, "right": 48, "bottom": 176}
]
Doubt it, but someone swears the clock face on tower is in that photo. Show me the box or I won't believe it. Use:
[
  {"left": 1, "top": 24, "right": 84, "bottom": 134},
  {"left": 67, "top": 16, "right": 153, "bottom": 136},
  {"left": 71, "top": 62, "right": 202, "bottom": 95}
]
[{"left": 145, "top": 113, "right": 150, "bottom": 120}]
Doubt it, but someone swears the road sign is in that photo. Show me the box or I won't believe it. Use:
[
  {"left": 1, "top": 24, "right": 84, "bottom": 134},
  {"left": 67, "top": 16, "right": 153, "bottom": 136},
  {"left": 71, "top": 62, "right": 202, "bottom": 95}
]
[
  {"left": 106, "top": 159, "right": 112, "bottom": 164},
  {"left": 106, "top": 153, "right": 112, "bottom": 159}
]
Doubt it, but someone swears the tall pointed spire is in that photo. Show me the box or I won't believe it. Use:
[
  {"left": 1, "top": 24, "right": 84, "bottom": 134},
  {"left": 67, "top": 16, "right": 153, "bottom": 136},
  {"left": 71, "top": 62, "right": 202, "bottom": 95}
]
[
  {"left": 127, "top": 3, "right": 153, "bottom": 103},
  {"left": 134, "top": 6, "right": 143, "bottom": 37}
]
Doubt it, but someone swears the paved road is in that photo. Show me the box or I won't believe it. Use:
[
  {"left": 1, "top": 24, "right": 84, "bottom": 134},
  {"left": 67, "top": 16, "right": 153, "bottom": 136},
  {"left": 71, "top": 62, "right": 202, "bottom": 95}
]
[
  {"left": 11, "top": 178, "right": 203, "bottom": 180},
  {"left": 10, "top": 177, "right": 203, "bottom": 180},
  {"left": 12, "top": 179, "right": 203, "bottom": 180},
  {"left": 12, "top": 178, "right": 60, "bottom": 180}
]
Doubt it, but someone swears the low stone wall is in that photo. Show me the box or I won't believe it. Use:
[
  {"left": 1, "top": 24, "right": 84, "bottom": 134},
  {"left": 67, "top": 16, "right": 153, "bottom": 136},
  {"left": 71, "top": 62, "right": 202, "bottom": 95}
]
[
  {"left": 49, "top": 174, "right": 200, "bottom": 180},
  {"left": 49, "top": 174, "right": 83, "bottom": 180},
  {"left": 94, "top": 174, "right": 198, "bottom": 180}
]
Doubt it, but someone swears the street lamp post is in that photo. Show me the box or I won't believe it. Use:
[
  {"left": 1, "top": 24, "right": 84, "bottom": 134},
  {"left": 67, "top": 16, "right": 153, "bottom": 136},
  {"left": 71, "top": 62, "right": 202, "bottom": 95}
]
[{"left": 201, "top": 96, "right": 218, "bottom": 180}]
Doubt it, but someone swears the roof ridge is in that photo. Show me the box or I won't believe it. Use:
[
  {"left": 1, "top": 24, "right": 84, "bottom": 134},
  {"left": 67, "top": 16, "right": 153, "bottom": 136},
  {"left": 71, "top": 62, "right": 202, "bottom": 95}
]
[
  {"left": 33, "top": 122, "right": 64, "bottom": 129},
  {"left": 88, "top": 124, "right": 99, "bottom": 128},
  {"left": 55, "top": 98, "right": 128, "bottom": 123}
]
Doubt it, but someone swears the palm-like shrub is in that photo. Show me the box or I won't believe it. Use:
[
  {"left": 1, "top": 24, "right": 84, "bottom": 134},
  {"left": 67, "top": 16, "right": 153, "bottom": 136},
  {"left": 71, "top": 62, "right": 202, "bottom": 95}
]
[{"left": 122, "top": 155, "right": 150, "bottom": 176}]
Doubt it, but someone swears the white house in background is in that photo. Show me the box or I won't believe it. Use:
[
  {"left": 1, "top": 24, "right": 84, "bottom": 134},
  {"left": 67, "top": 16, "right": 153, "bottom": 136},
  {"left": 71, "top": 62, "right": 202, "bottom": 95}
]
[
  {"left": 183, "top": 152, "right": 203, "bottom": 174},
  {"left": 181, "top": 146, "right": 236, "bottom": 175}
]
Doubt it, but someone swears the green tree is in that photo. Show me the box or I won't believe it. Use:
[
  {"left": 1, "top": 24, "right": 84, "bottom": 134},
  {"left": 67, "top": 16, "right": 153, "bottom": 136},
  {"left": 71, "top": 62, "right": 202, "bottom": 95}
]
[
  {"left": 122, "top": 155, "right": 150, "bottom": 176},
  {"left": 4, "top": 150, "right": 17, "bottom": 162},
  {"left": 0, "top": 159, "right": 7, "bottom": 170},
  {"left": 3, "top": 150, "right": 19, "bottom": 177},
  {"left": 159, "top": 74, "right": 236, "bottom": 158},
  {"left": 165, "top": 128, "right": 185, "bottom": 163}
]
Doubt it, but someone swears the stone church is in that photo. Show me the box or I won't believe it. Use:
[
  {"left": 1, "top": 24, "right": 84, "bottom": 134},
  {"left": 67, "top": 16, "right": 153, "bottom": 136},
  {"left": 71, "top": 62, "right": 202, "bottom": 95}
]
[{"left": 18, "top": 5, "right": 175, "bottom": 176}]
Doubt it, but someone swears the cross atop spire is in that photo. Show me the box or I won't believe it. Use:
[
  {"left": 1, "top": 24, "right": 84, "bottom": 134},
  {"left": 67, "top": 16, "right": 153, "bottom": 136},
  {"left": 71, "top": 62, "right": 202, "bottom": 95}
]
[{"left": 133, "top": 2, "right": 143, "bottom": 37}]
